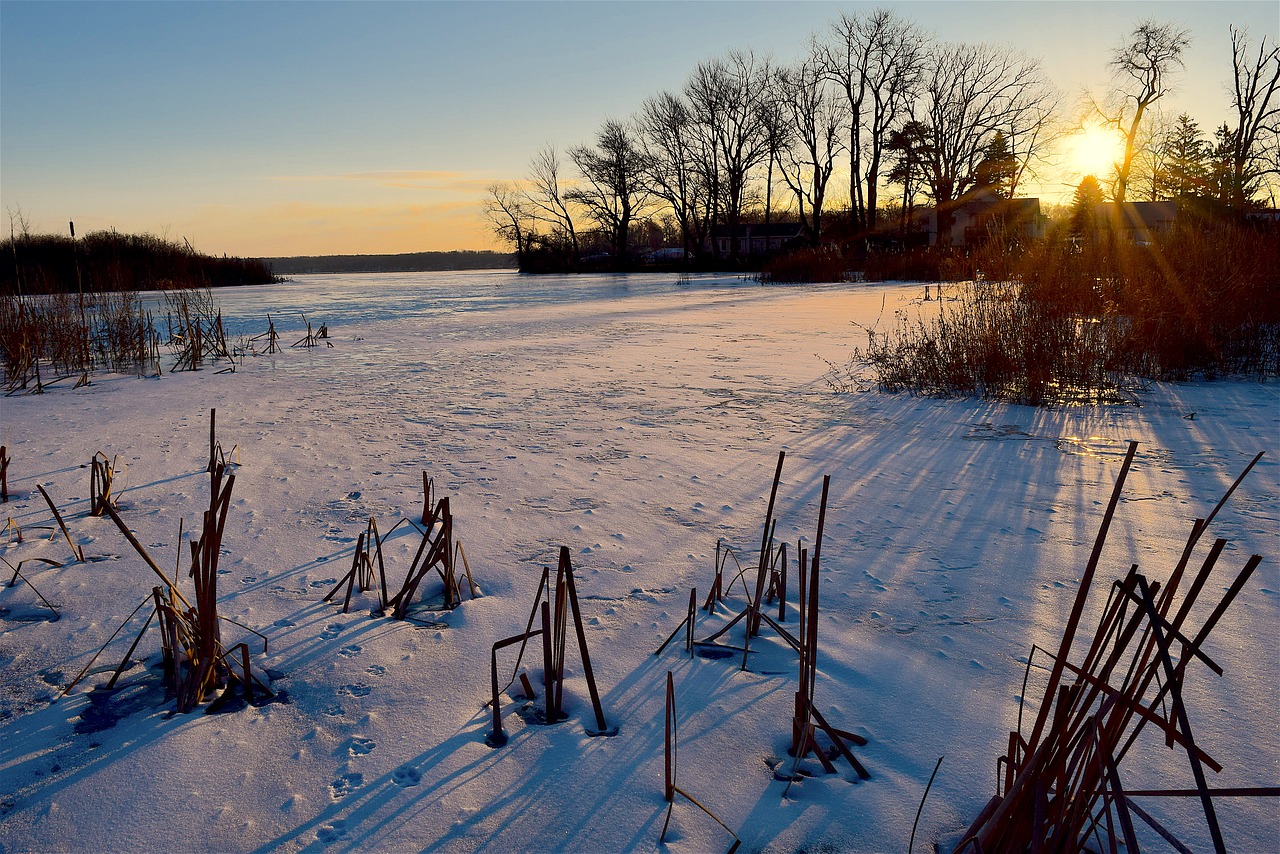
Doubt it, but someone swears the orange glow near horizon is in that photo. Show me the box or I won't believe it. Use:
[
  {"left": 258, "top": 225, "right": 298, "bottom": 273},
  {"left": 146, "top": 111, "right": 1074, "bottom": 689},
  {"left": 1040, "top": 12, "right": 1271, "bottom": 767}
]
[{"left": 1066, "top": 122, "right": 1126, "bottom": 183}]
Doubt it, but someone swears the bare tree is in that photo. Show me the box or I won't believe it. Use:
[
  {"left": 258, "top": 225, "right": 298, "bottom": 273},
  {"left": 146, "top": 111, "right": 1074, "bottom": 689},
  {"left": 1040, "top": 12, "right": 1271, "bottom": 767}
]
[
  {"left": 568, "top": 120, "right": 653, "bottom": 264},
  {"left": 1103, "top": 21, "right": 1191, "bottom": 203},
  {"left": 773, "top": 56, "right": 847, "bottom": 245},
  {"left": 1126, "top": 108, "right": 1174, "bottom": 201},
  {"left": 637, "top": 91, "right": 712, "bottom": 257},
  {"left": 999, "top": 88, "right": 1062, "bottom": 198},
  {"left": 481, "top": 182, "right": 532, "bottom": 263},
  {"left": 818, "top": 9, "right": 928, "bottom": 230},
  {"left": 685, "top": 51, "right": 774, "bottom": 261},
  {"left": 524, "top": 146, "right": 580, "bottom": 262},
  {"left": 1224, "top": 25, "right": 1280, "bottom": 207},
  {"left": 7, "top": 205, "right": 32, "bottom": 240},
  {"left": 756, "top": 81, "right": 792, "bottom": 238},
  {"left": 915, "top": 42, "right": 1056, "bottom": 246}
]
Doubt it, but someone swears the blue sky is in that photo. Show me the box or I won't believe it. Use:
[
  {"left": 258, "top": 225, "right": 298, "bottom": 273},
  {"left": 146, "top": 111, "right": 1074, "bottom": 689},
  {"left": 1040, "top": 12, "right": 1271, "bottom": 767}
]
[{"left": 2, "top": 1, "right": 1276, "bottom": 256}]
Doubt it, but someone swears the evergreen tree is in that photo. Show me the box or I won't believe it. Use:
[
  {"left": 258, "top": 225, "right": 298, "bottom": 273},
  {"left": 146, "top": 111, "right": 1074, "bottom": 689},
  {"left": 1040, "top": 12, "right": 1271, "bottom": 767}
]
[
  {"left": 1070, "top": 175, "right": 1105, "bottom": 239},
  {"left": 885, "top": 120, "right": 933, "bottom": 232},
  {"left": 974, "top": 131, "right": 1018, "bottom": 198},
  {"left": 1208, "top": 123, "right": 1237, "bottom": 204},
  {"left": 1156, "top": 113, "right": 1210, "bottom": 198}
]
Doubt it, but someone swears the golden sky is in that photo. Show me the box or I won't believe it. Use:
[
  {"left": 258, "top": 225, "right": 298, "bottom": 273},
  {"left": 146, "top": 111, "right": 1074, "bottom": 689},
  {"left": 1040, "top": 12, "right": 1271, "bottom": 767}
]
[{"left": 2, "top": 1, "right": 1275, "bottom": 257}]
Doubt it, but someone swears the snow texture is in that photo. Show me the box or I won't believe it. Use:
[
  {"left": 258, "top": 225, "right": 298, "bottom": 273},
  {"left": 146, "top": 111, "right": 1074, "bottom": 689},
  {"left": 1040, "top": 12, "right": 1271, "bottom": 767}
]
[{"left": 1, "top": 272, "right": 1276, "bottom": 853}]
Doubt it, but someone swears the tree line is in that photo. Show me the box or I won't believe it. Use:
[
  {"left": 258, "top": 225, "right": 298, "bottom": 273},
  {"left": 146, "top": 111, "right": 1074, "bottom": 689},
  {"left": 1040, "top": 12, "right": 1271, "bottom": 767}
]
[
  {"left": 264, "top": 250, "right": 515, "bottom": 275},
  {"left": 3, "top": 219, "right": 278, "bottom": 295},
  {"left": 482, "top": 10, "right": 1279, "bottom": 272}
]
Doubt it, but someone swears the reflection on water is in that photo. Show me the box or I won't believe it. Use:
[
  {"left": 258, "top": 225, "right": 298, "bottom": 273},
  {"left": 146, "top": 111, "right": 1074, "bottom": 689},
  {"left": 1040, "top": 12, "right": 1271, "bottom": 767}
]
[{"left": 165, "top": 271, "right": 759, "bottom": 338}]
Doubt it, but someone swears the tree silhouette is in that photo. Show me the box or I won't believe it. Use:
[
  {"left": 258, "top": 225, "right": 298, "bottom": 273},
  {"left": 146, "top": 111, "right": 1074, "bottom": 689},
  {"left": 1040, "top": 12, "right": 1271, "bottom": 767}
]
[
  {"left": 1224, "top": 25, "right": 1280, "bottom": 208},
  {"left": 1104, "top": 20, "right": 1191, "bottom": 203},
  {"left": 568, "top": 120, "right": 654, "bottom": 264},
  {"left": 975, "top": 132, "right": 1018, "bottom": 198},
  {"left": 1070, "top": 175, "right": 1104, "bottom": 240},
  {"left": 1156, "top": 114, "right": 1210, "bottom": 199}
]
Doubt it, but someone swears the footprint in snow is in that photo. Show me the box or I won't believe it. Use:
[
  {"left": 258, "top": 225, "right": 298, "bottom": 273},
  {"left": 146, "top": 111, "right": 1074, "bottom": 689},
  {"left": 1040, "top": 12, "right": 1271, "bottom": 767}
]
[
  {"left": 319, "top": 624, "right": 344, "bottom": 640},
  {"left": 392, "top": 765, "right": 422, "bottom": 787},
  {"left": 273, "top": 618, "right": 296, "bottom": 628},
  {"left": 348, "top": 736, "right": 375, "bottom": 756},
  {"left": 366, "top": 664, "right": 386, "bottom": 677},
  {"left": 310, "top": 579, "right": 337, "bottom": 589},
  {"left": 329, "top": 774, "right": 363, "bottom": 800},
  {"left": 317, "top": 820, "right": 348, "bottom": 843},
  {"left": 338, "top": 684, "right": 371, "bottom": 698},
  {"left": 338, "top": 644, "right": 362, "bottom": 658}
]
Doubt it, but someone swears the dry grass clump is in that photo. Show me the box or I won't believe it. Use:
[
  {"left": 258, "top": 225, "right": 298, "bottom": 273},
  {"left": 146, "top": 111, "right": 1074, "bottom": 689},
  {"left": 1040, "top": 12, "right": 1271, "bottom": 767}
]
[
  {"left": 843, "top": 220, "right": 1279, "bottom": 405},
  {"left": 1, "top": 285, "right": 238, "bottom": 391},
  {"left": 851, "top": 281, "right": 1137, "bottom": 406},
  {"left": 761, "top": 246, "right": 848, "bottom": 283}
]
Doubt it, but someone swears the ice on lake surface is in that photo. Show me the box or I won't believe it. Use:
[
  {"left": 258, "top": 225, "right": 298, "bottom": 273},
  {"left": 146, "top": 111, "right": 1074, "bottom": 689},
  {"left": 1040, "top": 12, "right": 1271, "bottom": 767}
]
[{"left": 194, "top": 270, "right": 768, "bottom": 336}]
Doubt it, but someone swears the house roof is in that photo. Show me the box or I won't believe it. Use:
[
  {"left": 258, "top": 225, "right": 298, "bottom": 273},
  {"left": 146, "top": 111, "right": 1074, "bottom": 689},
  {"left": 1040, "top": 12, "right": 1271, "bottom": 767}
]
[
  {"left": 952, "top": 188, "right": 1042, "bottom": 218},
  {"left": 1093, "top": 202, "right": 1178, "bottom": 230}
]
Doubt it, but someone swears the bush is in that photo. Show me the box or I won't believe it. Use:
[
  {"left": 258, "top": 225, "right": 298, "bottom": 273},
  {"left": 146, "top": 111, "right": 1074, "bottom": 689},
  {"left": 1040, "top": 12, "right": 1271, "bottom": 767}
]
[
  {"left": 845, "top": 218, "right": 1280, "bottom": 405},
  {"left": 762, "top": 246, "right": 848, "bottom": 283}
]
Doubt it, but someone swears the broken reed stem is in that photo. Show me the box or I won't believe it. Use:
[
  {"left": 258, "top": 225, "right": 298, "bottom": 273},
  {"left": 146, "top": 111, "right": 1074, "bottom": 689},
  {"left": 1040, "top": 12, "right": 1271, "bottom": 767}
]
[
  {"left": 89, "top": 452, "right": 120, "bottom": 517},
  {"left": 1134, "top": 575, "right": 1227, "bottom": 853},
  {"left": 660, "top": 670, "right": 741, "bottom": 851},
  {"left": 665, "top": 671, "right": 676, "bottom": 802},
  {"left": 909, "top": 756, "right": 945, "bottom": 854},
  {"left": 35, "top": 483, "right": 83, "bottom": 562},
  {"left": 1023, "top": 440, "right": 1137, "bottom": 755},
  {"left": 103, "top": 500, "right": 191, "bottom": 609},
  {"left": 743, "top": 452, "right": 785, "bottom": 670},
  {"left": 105, "top": 606, "right": 158, "bottom": 689},
  {"left": 654, "top": 587, "right": 698, "bottom": 657},
  {"left": 969, "top": 447, "right": 1268, "bottom": 852},
  {"left": 1, "top": 556, "right": 62, "bottom": 618},
  {"left": 60, "top": 593, "right": 152, "bottom": 697}
]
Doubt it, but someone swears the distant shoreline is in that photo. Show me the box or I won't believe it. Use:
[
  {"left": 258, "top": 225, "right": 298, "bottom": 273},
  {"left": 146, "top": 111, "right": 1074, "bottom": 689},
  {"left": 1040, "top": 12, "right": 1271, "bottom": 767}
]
[{"left": 262, "top": 250, "right": 516, "bottom": 275}]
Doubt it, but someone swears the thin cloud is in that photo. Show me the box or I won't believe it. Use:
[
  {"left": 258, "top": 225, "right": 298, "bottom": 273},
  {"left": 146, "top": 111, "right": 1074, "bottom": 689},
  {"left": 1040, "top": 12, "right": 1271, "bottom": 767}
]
[{"left": 265, "top": 170, "right": 492, "bottom": 193}]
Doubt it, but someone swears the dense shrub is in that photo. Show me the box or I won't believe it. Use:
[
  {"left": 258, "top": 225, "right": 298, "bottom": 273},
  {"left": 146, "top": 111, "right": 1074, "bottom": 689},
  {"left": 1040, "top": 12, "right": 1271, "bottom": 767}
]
[
  {"left": 844, "top": 219, "right": 1279, "bottom": 405},
  {"left": 2, "top": 231, "right": 278, "bottom": 295},
  {"left": 762, "top": 246, "right": 848, "bottom": 283}
]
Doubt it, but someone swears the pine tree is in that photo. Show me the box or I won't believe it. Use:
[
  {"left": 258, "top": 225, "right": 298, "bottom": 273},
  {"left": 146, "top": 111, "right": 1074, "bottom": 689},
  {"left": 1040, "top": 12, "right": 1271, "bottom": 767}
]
[
  {"left": 1208, "top": 123, "right": 1236, "bottom": 204},
  {"left": 1070, "top": 175, "right": 1105, "bottom": 240},
  {"left": 886, "top": 121, "right": 933, "bottom": 232},
  {"left": 1156, "top": 113, "right": 1209, "bottom": 199},
  {"left": 974, "top": 131, "right": 1018, "bottom": 198}
]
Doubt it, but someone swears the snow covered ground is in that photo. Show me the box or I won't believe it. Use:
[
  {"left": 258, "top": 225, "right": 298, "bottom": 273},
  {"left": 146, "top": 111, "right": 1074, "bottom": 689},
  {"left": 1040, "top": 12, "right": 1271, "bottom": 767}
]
[{"left": 1, "top": 272, "right": 1276, "bottom": 853}]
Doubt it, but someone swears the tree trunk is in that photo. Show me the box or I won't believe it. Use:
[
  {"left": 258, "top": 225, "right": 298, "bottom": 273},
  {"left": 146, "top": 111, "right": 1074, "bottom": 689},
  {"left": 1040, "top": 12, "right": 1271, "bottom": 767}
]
[{"left": 865, "top": 149, "right": 882, "bottom": 229}]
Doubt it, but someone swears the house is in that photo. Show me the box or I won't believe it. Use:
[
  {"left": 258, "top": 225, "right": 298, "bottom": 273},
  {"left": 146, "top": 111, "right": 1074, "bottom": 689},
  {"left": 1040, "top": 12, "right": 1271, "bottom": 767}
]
[
  {"left": 1093, "top": 201, "right": 1178, "bottom": 245},
  {"left": 707, "top": 222, "right": 805, "bottom": 256},
  {"left": 908, "top": 188, "right": 1046, "bottom": 247},
  {"left": 1244, "top": 208, "right": 1280, "bottom": 224}
]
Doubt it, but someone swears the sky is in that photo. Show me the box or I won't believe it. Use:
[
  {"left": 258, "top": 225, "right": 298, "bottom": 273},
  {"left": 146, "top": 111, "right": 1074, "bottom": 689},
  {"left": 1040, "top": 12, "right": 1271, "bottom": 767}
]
[{"left": 1, "top": 1, "right": 1276, "bottom": 258}]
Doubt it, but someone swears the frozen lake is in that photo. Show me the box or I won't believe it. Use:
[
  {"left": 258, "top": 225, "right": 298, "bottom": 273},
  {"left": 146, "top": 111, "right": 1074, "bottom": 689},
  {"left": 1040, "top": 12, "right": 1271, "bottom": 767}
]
[
  {"left": 2, "top": 275, "right": 1276, "bottom": 853},
  {"left": 196, "top": 271, "right": 777, "bottom": 337}
]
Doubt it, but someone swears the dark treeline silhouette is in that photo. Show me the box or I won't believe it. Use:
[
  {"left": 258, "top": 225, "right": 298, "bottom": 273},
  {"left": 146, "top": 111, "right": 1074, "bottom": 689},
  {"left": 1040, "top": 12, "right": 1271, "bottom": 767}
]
[
  {"left": 2, "top": 230, "right": 277, "bottom": 295},
  {"left": 483, "top": 10, "right": 1278, "bottom": 278},
  {"left": 265, "top": 250, "right": 515, "bottom": 275}
]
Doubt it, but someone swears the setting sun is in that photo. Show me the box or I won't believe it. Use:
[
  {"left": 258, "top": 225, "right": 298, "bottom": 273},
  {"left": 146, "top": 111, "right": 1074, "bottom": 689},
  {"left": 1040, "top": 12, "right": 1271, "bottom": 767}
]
[{"left": 1068, "top": 122, "right": 1126, "bottom": 180}]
